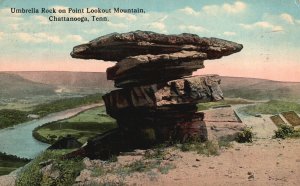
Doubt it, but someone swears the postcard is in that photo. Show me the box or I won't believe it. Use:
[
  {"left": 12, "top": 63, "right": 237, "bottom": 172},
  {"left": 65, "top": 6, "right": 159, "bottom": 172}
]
[{"left": 0, "top": 0, "right": 299, "bottom": 185}]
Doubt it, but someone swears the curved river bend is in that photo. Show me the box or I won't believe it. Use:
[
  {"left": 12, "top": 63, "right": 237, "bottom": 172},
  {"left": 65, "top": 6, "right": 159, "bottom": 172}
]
[{"left": 0, "top": 103, "right": 102, "bottom": 159}]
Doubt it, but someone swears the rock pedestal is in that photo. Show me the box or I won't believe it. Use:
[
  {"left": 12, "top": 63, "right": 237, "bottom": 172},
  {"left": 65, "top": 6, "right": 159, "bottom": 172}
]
[{"left": 70, "top": 31, "right": 243, "bottom": 158}]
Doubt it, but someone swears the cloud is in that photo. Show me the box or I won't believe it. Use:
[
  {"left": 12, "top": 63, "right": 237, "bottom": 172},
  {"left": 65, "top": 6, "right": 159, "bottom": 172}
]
[
  {"left": 10, "top": 24, "right": 19, "bottom": 30},
  {"left": 84, "top": 29, "right": 101, "bottom": 34},
  {"left": 0, "top": 8, "right": 24, "bottom": 23},
  {"left": 112, "top": 13, "right": 137, "bottom": 21},
  {"left": 202, "top": 5, "right": 219, "bottom": 15},
  {"left": 179, "top": 6, "right": 200, "bottom": 16},
  {"left": 223, "top": 31, "right": 236, "bottom": 36},
  {"left": 1, "top": 8, "right": 22, "bottom": 16},
  {"left": 149, "top": 22, "right": 166, "bottom": 31},
  {"left": 16, "top": 32, "right": 62, "bottom": 43},
  {"left": 33, "top": 15, "right": 49, "bottom": 25},
  {"left": 0, "top": 32, "right": 4, "bottom": 40},
  {"left": 179, "top": 1, "right": 246, "bottom": 16},
  {"left": 107, "top": 22, "right": 128, "bottom": 29},
  {"left": 280, "top": 13, "right": 294, "bottom": 24},
  {"left": 240, "top": 21, "right": 283, "bottom": 31},
  {"left": 222, "top": 1, "right": 246, "bottom": 14},
  {"left": 179, "top": 25, "right": 207, "bottom": 33},
  {"left": 147, "top": 15, "right": 168, "bottom": 33},
  {"left": 66, "top": 35, "right": 84, "bottom": 42}
]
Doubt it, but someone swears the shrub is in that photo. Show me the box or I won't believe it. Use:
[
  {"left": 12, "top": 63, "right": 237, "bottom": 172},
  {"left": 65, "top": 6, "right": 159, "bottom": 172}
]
[
  {"left": 178, "top": 140, "right": 220, "bottom": 156},
  {"left": 16, "top": 150, "right": 83, "bottom": 186},
  {"left": 235, "top": 127, "right": 253, "bottom": 143},
  {"left": 274, "top": 124, "right": 295, "bottom": 139}
]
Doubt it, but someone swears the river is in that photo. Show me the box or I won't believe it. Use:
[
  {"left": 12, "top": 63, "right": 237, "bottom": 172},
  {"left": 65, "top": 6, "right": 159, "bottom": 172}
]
[{"left": 0, "top": 103, "right": 102, "bottom": 159}]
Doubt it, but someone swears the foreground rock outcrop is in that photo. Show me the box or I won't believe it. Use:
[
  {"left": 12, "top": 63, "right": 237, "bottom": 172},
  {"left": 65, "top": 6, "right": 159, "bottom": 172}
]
[{"left": 69, "top": 31, "right": 243, "bottom": 159}]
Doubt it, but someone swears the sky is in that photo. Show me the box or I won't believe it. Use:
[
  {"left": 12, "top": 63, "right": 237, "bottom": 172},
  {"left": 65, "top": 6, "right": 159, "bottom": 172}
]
[{"left": 0, "top": 0, "right": 300, "bottom": 82}]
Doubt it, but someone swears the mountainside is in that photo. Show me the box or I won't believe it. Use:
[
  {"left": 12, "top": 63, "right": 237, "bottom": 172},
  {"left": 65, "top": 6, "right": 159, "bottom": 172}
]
[
  {"left": 221, "top": 77, "right": 300, "bottom": 101},
  {"left": 0, "top": 73, "right": 55, "bottom": 99},
  {"left": 8, "top": 71, "right": 113, "bottom": 90},
  {"left": 2, "top": 72, "right": 300, "bottom": 101}
]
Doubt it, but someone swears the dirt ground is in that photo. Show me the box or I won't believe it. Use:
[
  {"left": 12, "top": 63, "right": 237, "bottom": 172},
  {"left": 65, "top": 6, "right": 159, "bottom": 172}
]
[
  {"left": 0, "top": 175, "right": 16, "bottom": 186},
  {"left": 1, "top": 138, "right": 299, "bottom": 186},
  {"left": 72, "top": 138, "right": 300, "bottom": 186}
]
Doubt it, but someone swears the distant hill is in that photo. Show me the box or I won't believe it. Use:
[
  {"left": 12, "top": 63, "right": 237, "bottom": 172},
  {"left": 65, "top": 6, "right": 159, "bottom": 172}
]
[
  {"left": 221, "top": 77, "right": 300, "bottom": 101},
  {"left": 3, "top": 72, "right": 300, "bottom": 101},
  {"left": 0, "top": 73, "right": 55, "bottom": 99},
  {"left": 8, "top": 71, "right": 114, "bottom": 90}
]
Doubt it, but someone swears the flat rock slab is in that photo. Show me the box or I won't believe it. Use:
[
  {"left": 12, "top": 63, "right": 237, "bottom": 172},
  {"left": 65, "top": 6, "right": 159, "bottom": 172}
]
[
  {"left": 281, "top": 111, "right": 300, "bottom": 126},
  {"left": 103, "top": 75, "right": 223, "bottom": 117},
  {"left": 270, "top": 115, "right": 286, "bottom": 126},
  {"left": 206, "top": 121, "right": 246, "bottom": 141},
  {"left": 71, "top": 30, "right": 243, "bottom": 61},
  {"left": 203, "top": 106, "right": 242, "bottom": 122},
  {"left": 203, "top": 107, "right": 245, "bottom": 141},
  {"left": 107, "top": 51, "right": 206, "bottom": 87}
]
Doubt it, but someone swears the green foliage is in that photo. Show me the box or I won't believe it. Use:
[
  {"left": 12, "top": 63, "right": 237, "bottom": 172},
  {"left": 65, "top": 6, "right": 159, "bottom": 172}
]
[
  {"left": 117, "top": 159, "right": 169, "bottom": 176},
  {"left": 144, "top": 148, "right": 166, "bottom": 160},
  {"left": 178, "top": 140, "right": 220, "bottom": 156},
  {"left": 0, "top": 152, "right": 30, "bottom": 162},
  {"left": 32, "top": 93, "right": 103, "bottom": 117},
  {"left": 240, "top": 100, "right": 300, "bottom": 115},
  {"left": 16, "top": 150, "right": 83, "bottom": 186},
  {"left": 89, "top": 146, "right": 176, "bottom": 180},
  {"left": 235, "top": 127, "right": 253, "bottom": 143},
  {"left": 218, "top": 138, "right": 233, "bottom": 148},
  {"left": 157, "top": 162, "right": 176, "bottom": 174},
  {"left": 273, "top": 124, "right": 300, "bottom": 139},
  {"left": 91, "top": 167, "right": 105, "bottom": 177},
  {"left": 124, "top": 160, "right": 155, "bottom": 173},
  {"left": 108, "top": 155, "right": 118, "bottom": 163},
  {"left": 0, "top": 109, "right": 29, "bottom": 129},
  {"left": 0, "top": 152, "right": 30, "bottom": 176}
]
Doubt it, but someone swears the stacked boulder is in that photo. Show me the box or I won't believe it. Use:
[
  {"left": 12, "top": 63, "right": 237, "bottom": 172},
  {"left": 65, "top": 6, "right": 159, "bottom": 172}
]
[{"left": 70, "top": 31, "right": 243, "bottom": 158}]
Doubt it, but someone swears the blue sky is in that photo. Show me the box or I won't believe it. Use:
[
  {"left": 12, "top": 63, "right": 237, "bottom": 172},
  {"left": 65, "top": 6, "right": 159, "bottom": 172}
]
[{"left": 0, "top": 0, "right": 300, "bottom": 81}]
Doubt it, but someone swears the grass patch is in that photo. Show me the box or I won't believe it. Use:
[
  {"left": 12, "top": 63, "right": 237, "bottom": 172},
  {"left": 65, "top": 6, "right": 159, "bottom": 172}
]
[
  {"left": 178, "top": 140, "right": 220, "bottom": 156},
  {"left": 240, "top": 100, "right": 300, "bottom": 116},
  {"left": 88, "top": 146, "right": 176, "bottom": 181},
  {"left": 197, "top": 98, "right": 252, "bottom": 111},
  {"left": 33, "top": 106, "right": 117, "bottom": 144},
  {"left": 0, "top": 152, "right": 30, "bottom": 176},
  {"left": 157, "top": 162, "right": 176, "bottom": 174},
  {"left": 116, "top": 159, "right": 175, "bottom": 176},
  {"left": 274, "top": 124, "right": 300, "bottom": 139},
  {"left": 16, "top": 150, "right": 83, "bottom": 186},
  {"left": 176, "top": 138, "right": 234, "bottom": 156}
]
